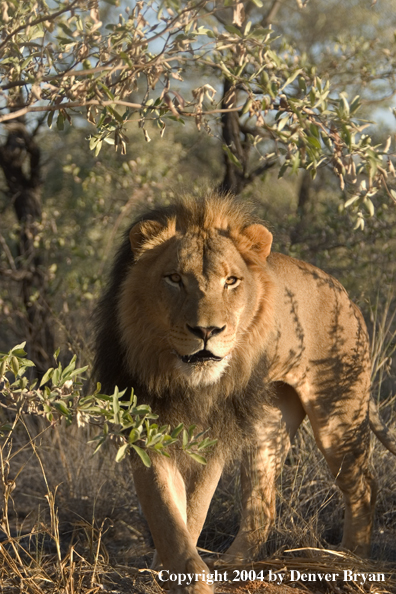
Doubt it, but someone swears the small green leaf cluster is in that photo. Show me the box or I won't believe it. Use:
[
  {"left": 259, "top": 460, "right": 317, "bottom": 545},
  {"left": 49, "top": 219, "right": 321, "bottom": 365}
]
[
  {"left": 181, "top": 424, "right": 218, "bottom": 465},
  {"left": 0, "top": 344, "right": 216, "bottom": 467}
]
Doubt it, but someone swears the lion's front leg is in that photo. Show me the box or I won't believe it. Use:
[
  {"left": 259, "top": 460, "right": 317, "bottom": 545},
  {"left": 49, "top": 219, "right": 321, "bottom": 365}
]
[
  {"left": 186, "top": 456, "right": 224, "bottom": 545},
  {"left": 223, "top": 383, "right": 305, "bottom": 563},
  {"left": 132, "top": 455, "right": 214, "bottom": 593},
  {"left": 150, "top": 456, "right": 224, "bottom": 573}
]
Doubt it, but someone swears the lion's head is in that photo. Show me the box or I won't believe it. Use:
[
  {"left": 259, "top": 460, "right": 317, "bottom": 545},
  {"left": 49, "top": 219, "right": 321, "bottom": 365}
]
[{"left": 114, "top": 193, "right": 275, "bottom": 396}]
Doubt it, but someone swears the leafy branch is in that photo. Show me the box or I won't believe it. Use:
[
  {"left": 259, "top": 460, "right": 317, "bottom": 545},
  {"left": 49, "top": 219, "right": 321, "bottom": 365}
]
[
  {"left": 0, "top": 344, "right": 216, "bottom": 467},
  {"left": 1, "top": 0, "right": 395, "bottom": 216}
]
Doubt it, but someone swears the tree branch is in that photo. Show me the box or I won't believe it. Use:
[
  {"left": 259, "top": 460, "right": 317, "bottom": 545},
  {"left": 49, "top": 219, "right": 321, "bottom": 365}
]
[
  {"left": 263, "top": 0, "right": 283, "bottom": 26},
  {"left": 0, "top": 100, "right": 243, "bottom": 124},
  {"left": 0, "top": 0, "right": 81, "bottom": 51}
]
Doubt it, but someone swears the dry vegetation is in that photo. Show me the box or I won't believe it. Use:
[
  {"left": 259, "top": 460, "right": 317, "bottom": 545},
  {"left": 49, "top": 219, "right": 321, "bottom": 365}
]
[
  {"left": 1, "top": 1, "right": 396, "bottom": 591},
  {"left": 1, "top": 141, "right": 395, "bottom": 591},
  {"left": 1, "top": 319, "right": 395, "bottom": 593}
]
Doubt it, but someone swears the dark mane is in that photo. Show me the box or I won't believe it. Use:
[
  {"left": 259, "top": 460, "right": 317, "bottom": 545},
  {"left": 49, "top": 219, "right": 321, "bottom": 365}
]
[
  {"left": 93, "top": 229, "right": 134, "bottom": 394},
  {"left": 93, "top": 193, "right": 260, "bottom": 394},
  {"left": 93, "top": 193, "right": 271, "bottom": 452}
]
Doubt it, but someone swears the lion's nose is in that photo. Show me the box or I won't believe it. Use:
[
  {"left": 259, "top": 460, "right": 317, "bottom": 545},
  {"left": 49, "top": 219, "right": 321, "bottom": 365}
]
[{"left": 186, "top": 325, "right": 226, "bottom": 341}]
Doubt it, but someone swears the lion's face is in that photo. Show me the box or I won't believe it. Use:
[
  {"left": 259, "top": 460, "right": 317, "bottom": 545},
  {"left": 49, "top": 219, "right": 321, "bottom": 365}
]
[
  {"left": 152, "top": 231, "right": 266, "bottom": 386},
  {"left": 117, "top": 198, "right": 274, "bottom": 394}
]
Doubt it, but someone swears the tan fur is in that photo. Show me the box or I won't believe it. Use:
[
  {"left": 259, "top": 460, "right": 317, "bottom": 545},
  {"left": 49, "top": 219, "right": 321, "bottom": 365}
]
[{"left": 100, "top": 193, "right": 393, "bottom": 594}]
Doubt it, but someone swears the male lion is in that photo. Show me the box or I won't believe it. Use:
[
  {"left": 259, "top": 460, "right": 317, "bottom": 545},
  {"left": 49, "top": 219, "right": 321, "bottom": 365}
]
[{"left": 94, "top": 193, "right": 395, "bottom": 594}]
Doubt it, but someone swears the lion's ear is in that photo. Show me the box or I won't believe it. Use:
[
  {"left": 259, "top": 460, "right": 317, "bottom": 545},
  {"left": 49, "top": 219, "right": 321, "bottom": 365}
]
[
  {"left": 243, "top": 224, "right": 273, "bottom": 259},
  {"left": 129, "top": 219, "right": 165, "bottom": 254}
]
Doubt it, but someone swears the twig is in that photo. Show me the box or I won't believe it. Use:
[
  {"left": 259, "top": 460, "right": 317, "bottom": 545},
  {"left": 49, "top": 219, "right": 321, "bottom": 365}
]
[{"left": 0, "top": 100, "right": 243, "bottom": 124}]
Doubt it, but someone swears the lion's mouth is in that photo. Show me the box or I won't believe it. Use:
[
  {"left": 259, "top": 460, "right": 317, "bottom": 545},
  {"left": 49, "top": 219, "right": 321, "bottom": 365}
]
[{"left": 180, "top": 349, "right": 223, "bottom": 364}]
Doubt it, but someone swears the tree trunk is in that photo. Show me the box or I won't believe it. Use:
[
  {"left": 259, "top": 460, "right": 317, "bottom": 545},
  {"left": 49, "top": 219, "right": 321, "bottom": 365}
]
[
  {"left": 0, "top": 122, "right": 55, "bottom": 376},
  {"left": 218, "top": 78, "right": 249, "bottom": 195},
  {"left": 290, "top": 170, "right": 312, "bottom": 245}
]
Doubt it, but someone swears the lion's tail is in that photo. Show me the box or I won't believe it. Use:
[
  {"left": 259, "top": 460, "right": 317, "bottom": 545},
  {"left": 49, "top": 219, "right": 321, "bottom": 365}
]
[{"left": 369, "top": 400, "right": 396, "bottom": 456}]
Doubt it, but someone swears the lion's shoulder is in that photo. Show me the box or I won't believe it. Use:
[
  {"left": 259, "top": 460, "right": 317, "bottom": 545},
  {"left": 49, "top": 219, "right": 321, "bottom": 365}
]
[{"left": 268, "top": 252, "right": 348, "bottom": 297}]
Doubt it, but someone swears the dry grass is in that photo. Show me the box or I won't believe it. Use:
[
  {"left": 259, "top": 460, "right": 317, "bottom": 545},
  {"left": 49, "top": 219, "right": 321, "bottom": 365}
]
[
  {"left": 1, "top": 300, "right": 395, "bottom": 593},
  {"left": 1, "top": 403, "right": 395, "bottom": 594}
]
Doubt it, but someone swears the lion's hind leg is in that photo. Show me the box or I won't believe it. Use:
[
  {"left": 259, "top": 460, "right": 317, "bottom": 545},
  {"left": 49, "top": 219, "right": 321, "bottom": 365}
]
[
  {"left": 303, "top": 392, "right": 376, "bottom": 558},
  {"left": 223, "top": 382, "right": 305, "bottom": 562}
]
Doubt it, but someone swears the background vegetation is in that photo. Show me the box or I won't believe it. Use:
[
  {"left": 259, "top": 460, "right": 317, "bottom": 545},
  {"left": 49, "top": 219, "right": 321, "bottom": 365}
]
[{"left": 0, "top": 1, "right": 396, "bottom": 592}]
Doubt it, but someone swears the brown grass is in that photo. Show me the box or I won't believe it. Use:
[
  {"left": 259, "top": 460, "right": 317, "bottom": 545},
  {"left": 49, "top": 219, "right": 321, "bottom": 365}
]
[
  {"left": 1, "top": 299, "right": 395, "bottom": 593},
  {"left": 1, "top": 402, "right": 395, "bottom": 594}
]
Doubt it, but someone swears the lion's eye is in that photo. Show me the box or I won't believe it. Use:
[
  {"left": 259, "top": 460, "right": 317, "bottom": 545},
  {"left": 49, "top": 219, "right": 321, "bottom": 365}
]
[
  {"left": 165, "top": 273, "right": 182, "bottom": 286},
  {"left": 225, "top": 276, "right": 240, "bottom": 288}
]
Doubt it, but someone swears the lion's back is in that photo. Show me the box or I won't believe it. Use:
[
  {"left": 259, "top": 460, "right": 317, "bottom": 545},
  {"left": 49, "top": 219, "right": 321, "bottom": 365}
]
[{"left": 265, "top": 252, "right": 370, "bottom": 385}]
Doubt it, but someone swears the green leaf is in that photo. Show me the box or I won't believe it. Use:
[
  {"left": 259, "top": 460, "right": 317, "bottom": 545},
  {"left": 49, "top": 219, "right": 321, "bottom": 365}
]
[
  {"left": 291, "top": 153, "right": 301, "bottom": 174},
  {"left": 57, "top": 113, "right": 64, "bottom": 131},
  {"left": 188, "top": 424, "right": 197, "bottom": 439},
  {"left": 307, "top": 136, "right": 321, "bottom": 150},
  {"left": 298, "top": 77, "right": 307, "bottom": 93},
  {"left": 364, "top": 197, "right": 375, "bottom": 217},
  {"left": 94, "top": 140, "right": 103, "bottom": 156},
  {"left": 350, "top": 95, "right": 361, "bottom": 115},
  {"left": 277, "top": 116, "right": 289, "bottom": 132},
  {"left": 309, "top": 123, "right": 320, "bottom": 138},
  {"left": 128, "top": 428, "right": 140, "bottom": 443},
  {"left": 280, "top": 69, "right": 302, "bottom": 92},
  {"left": 241, "top": 97, "right": 252, "bottom": 116},
  {"left": 89, "top": 136, "right": 98, "bottom": 150},
  {"left": 196, "top": 26, "right": 212, "bottom": 36},
  {"left": 222, "top": 145, "right": 243, "bottom": 170},
  {"left": 278, "top": 161, "right": 289, "bottom": 178},
  {"left": 339, "top": 93, "right": 350, "bottom": 118},
  {"left": 54, "top": 401, "right": 71, "bottom": 416},
  {"left": 40, "top": 367, "right": 54, "bottom": 387},
  {"left": 62, "top": 355, "right": 76, "bottom": 378},
  {"left": 198, "top": 438, "right": 217, "bottom": 450},
  {"left": 47, "top": 110, "right": 54, "bottom": 128},
  {"left": 224, "top": 25, "right": 242, "bottom": 37},
  {"left": 11, "top": 342, "right": 27, "bottom": 354},
  {"left": 354, "top": 213, "right": 365, "bottom": 230},
  {"left": 132, "top": 445, "right": 151, "bottom": 467},
  {"left": 171, "top": 423, "right": 184, "bottom": 438},
  {"left": 68, "top": 365, "right": 88, "bottom": 379},
  {"left": 58, "top": 22, "right": 74, "bottom": 37},
  {"left": 99, "top": 83, "right": 115, "bottom": 101},
  {"left": 188, "top": 453, "right": 207, "bottom": 465},
  {"left": 250, "top": 27, "right": 272, "bottom": 39},
  {"left": 52, "top": 367, "right": 61, "bottom": 386},
  {"left": 344, "top": 195, "right": 360, "bottom": 208},
  {"left": 93, "top": 438, "right": 106, "bottom": 454},
  {"left": 10, "top": 356, "right": 19, "bottom": 376},
  {"left": 0, "top": 361, "right": 7, "bottom": 377},
  {"left": 116, "top": 443, "right": 129, "bottom": 462}
]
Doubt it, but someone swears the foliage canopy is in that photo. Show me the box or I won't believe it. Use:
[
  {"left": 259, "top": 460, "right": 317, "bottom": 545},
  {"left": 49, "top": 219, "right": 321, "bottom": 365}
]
[{"left": 1, "top": 0, "right": 396, "bottom": 223}]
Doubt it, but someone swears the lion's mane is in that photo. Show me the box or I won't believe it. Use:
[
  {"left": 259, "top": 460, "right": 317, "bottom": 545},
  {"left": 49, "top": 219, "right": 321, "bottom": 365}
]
[{"left": 94, "top": 193, "right": 275, "bottom": 450}]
